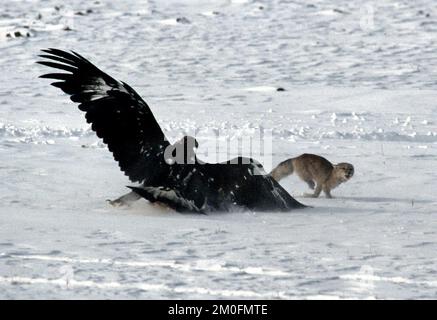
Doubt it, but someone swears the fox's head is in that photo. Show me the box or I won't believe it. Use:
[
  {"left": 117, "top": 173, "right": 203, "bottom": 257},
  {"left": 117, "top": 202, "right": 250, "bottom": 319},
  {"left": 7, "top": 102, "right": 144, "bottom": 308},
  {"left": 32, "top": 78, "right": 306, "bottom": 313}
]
[{"left": 334, "top": 163, "right": 354, "bottom": 182}]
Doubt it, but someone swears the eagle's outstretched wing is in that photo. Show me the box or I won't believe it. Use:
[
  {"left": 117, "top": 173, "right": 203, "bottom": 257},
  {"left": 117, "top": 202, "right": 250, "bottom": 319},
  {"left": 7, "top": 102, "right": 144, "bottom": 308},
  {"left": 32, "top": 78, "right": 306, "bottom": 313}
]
[{"left": 37, "top": 49, "right": 169, "bottom": 183}]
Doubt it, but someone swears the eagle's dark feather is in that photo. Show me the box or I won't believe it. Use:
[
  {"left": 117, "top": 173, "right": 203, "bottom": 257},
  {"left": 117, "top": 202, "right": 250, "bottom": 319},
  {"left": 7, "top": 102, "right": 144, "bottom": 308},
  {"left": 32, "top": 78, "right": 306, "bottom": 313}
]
[{"left": 38, "top": 49, "right": 306, "bottom": 213}]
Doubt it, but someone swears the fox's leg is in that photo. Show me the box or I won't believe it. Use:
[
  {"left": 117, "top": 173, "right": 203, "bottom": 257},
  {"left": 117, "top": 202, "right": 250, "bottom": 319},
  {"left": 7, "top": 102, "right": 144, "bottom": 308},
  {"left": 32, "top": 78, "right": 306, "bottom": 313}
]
[
  {"left": 296, "top": 171, "right": 315, "bottom": 191},
  {"left": 304, "top": 184, "right": 322, "bottom": 198},
  {"left": 323, "top": 186, "right": 333, "bottom": 199},
  {"left": 306, "top": 180, "right": 315, "bottom": 190},
  {"left": 107, "top": 191, "right": 141, "bottom": 207}
]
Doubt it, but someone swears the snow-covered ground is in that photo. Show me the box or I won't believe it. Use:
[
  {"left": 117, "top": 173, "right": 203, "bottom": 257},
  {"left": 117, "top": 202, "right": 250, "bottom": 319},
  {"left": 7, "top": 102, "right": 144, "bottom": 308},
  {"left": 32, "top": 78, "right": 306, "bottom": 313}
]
[{"left": 1, "top": 0, "right": 437, "bottom": 299}]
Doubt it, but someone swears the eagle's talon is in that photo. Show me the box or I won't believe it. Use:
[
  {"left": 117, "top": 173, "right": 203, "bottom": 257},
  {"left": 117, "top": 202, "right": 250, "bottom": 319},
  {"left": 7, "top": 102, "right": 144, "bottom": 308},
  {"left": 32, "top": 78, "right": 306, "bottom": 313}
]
[{"left": 107, "top": 199, "right": 125, "bottom": 207}]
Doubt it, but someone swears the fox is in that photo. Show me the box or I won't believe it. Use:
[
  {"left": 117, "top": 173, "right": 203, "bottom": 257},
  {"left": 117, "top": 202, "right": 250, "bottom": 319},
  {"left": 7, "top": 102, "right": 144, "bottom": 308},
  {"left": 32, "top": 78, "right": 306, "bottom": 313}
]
[{"left": 270, "top": 153, "right": 354, "bottom": 198}]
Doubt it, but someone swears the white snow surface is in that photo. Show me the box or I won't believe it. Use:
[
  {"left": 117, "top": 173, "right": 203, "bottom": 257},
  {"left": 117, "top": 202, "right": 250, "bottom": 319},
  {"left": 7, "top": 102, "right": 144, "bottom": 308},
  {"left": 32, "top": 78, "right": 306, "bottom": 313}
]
[{"left": 1, "top": 0, "right": 437, "bottom": 299}]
